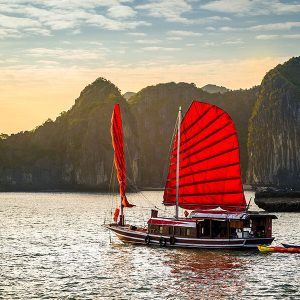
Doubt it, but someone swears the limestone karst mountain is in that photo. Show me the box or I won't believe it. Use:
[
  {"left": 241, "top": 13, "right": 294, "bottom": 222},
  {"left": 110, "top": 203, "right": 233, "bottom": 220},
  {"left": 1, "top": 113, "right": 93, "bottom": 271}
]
[
  {"left": 0, "top": 78, "right": 139, "bottom": 191},
  {"left": 123, "top": 92, "right": 136, "bottom": 100},
  {"left": 129, "top": 82, "right": 256, "bottom": 187},
  {"left": 0, "top": 57, "right": 299, "bottom": 191},
  {"left": 201, "top": 84, "right": 229, "bottom": 94},
  {"left": 247, "top": 57, "right": 300, "bottom": 188}
]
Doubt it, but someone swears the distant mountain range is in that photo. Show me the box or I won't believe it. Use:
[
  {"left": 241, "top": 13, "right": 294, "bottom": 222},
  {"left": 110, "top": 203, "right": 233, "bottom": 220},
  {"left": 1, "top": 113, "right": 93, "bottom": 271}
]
[
  {"left": 0, "top": 57, "right": 299, "bottom": 191},
  {"left": 123, "top": 92, "right": 136, "bottom": 100},
  {"left": 201, "top": 84, "right": 229, "bottom": 94}
]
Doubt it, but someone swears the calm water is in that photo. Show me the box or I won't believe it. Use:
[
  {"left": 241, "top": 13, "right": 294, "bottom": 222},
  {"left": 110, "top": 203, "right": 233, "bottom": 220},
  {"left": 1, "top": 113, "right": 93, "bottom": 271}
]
[{"left": 0, "top": 191, "right": 299, "bottom": 299}]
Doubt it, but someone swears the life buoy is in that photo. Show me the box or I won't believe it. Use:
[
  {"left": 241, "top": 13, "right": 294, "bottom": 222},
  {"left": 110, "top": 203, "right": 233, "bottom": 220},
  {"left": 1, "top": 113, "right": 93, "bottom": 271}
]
[
  {"left": 169, "top": 236, "right": 176, "bottom": 245},
  {"left": 159, "top": 237, "right": 166, "bottom": 246},
  {"left": 145, "top": 235, "right": 151, "bottom": 245}
]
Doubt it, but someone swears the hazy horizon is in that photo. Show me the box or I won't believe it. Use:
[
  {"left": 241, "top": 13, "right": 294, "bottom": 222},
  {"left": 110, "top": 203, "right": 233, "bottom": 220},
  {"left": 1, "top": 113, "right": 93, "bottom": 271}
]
[{"left": 1, "top": 0, "right": 300, "bottom": 134}]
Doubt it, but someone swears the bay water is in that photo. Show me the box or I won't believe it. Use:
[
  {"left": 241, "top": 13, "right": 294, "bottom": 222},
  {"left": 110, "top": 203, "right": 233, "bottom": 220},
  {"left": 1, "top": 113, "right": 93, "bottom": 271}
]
[{"left": 0, "top": 191, "right": 299, "bottom": 299}]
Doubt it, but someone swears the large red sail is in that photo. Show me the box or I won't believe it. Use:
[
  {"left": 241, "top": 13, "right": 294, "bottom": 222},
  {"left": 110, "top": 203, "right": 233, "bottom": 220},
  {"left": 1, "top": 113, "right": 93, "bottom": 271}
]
[
  {"left": 163, "top": 101, "right": 246, "bottom": 211},
  {"left": 111, "top": 104, "right": 134, "bottom": 208}
]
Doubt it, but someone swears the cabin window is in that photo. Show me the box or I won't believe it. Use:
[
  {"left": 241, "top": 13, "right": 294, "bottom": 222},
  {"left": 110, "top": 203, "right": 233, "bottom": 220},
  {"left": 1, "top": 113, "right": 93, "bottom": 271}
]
[
  {"left": 186, "top": 229, "right": 191, "bottom": 236},
  {"left": 159, "top": 226, "right": 163, "bottom": 234},
  {"left": 149, "top": 225, "right": 160, "bottom": 234}
]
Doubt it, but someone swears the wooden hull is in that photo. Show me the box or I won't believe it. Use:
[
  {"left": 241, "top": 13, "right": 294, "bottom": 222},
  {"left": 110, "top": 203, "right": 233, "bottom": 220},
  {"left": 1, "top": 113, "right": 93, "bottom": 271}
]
[{"left": 106, "top": 225, "right": 274, "bottom": 250}]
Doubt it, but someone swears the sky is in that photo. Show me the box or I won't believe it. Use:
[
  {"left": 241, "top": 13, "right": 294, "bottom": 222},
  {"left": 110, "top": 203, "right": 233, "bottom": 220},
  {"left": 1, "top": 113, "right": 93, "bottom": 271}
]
[{"left": 0, "top": 0, "right": 300, "bottom": 134}]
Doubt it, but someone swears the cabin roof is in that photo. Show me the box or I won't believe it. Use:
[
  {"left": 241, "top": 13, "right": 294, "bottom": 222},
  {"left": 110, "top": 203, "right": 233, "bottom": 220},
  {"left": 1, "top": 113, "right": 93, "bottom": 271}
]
[
  {"left": 190, "top": 210, "right": 277, "bottom": 220},
  {"left": 147, "top": 211, "right": 277, "bottom": 227},
  {"left": 148, "top": 218, "right": 197, "bottom": 227}
]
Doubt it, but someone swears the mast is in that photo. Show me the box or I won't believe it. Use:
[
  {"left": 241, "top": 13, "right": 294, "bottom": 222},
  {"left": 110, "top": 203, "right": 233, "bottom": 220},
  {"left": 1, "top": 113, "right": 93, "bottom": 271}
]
[
  {"left": 120, "top": 204, "right": 124, "bottom": 226},
  {"left": 175, "top": 106, "right": 182, "bottom": 219}
]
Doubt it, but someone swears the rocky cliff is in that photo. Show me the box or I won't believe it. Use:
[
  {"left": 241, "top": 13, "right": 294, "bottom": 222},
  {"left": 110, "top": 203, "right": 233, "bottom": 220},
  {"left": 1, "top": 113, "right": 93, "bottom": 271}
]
[
  {"left": 248, "top": 57, "right": 300, "bottom": 188},
  {"left": 0, "top": 76, "right": 267, "bottom": 191},
  {"left": 129, "top": 82, "right": 257, "bottom": 187},
  {"left": 0, "top": 78, "right": 139, "bottom": 191}
]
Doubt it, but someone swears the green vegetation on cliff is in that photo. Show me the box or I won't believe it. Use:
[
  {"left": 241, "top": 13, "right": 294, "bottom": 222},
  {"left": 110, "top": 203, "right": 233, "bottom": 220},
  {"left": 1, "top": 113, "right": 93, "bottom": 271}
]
[
  {"left": 129, "top": 82, "right": 257, "bottom": 187},
  {"left": 248, "top": 57, "right": 300, "bottom": 188},
  {"left": 3, "top": 56, "right": 298, "bottom": 191},
  {"left": 0, "top": 78, "right": 138, "bottom": 191}
]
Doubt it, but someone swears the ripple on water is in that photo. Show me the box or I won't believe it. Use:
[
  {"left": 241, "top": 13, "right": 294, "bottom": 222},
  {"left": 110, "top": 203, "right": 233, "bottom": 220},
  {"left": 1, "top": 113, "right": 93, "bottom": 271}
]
[{"left": 0, "top": 191, "right": 299, "bottom": 299}]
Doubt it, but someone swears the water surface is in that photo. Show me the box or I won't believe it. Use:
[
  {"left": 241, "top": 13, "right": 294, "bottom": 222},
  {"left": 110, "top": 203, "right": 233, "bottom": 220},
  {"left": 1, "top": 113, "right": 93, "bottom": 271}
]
[{"left": 0, "top": 192, "right": 299, "bottom": 299}]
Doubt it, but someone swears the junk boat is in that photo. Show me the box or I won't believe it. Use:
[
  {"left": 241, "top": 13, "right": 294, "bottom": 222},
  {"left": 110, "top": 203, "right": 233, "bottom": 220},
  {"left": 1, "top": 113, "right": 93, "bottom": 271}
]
[{"left": 106, "top": 101, "right": 277, "bottom": 249}]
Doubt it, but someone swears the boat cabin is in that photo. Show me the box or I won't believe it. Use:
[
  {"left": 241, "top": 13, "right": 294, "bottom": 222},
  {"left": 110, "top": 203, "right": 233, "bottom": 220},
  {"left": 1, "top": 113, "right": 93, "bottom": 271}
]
[{"left": 147, "top": 210, "right": 277, "bottom": 239}]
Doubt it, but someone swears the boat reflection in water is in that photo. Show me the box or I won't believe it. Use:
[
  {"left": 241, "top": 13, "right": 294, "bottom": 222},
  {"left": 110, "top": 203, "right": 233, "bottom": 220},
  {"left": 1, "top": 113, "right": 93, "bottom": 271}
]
[{"left": 165, "top": 249, "right": 247, "bottom": 298}]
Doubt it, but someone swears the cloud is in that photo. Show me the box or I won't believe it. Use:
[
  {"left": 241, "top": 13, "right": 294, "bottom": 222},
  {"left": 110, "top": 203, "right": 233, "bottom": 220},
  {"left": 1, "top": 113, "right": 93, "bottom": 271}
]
[
  {"left": 0, "top": 14, "right": 40, "bottom": 29},
  {"left": 136, "top": 0, "right": 192, "bottom": 23},
  {"left": 23, "top": 27, "right": 52, "bottom": 36},
  {"left": 206, "top": 16, "right": 231, "bottom": 21},
  {"left": 26, "top": 48, "right": 107, "bottom": 60},
  {"left": 167, "top": 36, "right": 183, "bottom": 41},
  {"left": 107, "top": 5, "right": 137, "bottom": 19},
  {"left": 0, "top": 1, "right": 149, "bottom": 39},
  {"left": 136, "top": 1, "right": 232, "bottom": 25},
  {"left": 250, "top": 22, "right": 300, "bottom": 31},
  {"left": 256, "top": 34, "right": 300, "bottom": 40},
  {"left": 200, "top": 0, "right": 300, "bottom": 16},
  {"left": 167, "top": 30, "right": 202, "bottom": 37},
  {"left": 141, "top": 46, "right": 181, "bottom": 51},
  {"left": 218, "top": 21, "right": 300, "bottom": 32},
  {"left": 135, "top": 39, "right": 161, "bottom": 44},
  {"left": 86, "top": 14, "right": 150, "bottom": 30},
  {"left": 128, "top": 32, "right": 146, "bottom": 36},
  {"left": 219, "top": 26, "right": 237, "bottom": 32},
  {"left": 256, "top": 34, "right": 279, "bottom": 40},
  {"left": 0, "top": 28, "right": 21, "bottom": 39},
  {"left": 222, "top": 39, "right": 244, "bottom": 45}
]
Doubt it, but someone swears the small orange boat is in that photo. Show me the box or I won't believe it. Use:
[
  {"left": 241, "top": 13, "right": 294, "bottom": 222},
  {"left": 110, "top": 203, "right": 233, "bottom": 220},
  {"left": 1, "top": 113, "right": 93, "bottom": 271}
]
[{"left": 258, "top": 245, "right": 300, "bottom": 253}]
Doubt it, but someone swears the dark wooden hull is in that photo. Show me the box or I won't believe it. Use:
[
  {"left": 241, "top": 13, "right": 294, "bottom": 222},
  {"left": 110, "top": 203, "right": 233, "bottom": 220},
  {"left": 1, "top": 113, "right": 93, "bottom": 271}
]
[{"left": 106, "top": 225, "right": 274, "bottom": 249}]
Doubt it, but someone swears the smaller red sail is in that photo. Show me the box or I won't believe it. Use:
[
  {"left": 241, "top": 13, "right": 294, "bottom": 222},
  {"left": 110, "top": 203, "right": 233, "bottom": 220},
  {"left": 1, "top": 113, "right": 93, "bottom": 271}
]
[
  {"left": 111, "top": 104, "right": 134, "bottom": 208},
  {"left": 163, "top": 101, "right": 246, "bottom": 211}
]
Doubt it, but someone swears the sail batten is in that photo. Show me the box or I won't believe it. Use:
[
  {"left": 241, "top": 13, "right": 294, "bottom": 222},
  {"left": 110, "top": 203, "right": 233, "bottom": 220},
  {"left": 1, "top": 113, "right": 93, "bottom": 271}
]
[
  {"left": 167, "top": 162, "right": 240, "bottom": 181},
  {"left": 163, "top": 101, "right": 246, "bottom": 211},
  {"left": 111, "top": 104, "right": 134, "bottom": 208}
]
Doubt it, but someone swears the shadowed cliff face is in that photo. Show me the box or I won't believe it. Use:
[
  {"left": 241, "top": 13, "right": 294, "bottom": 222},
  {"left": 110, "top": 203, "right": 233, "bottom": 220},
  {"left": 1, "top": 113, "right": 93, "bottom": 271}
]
[
  {"left": 0, "top": 79, "right": 256, "bottom": 191},
  {"left": 0, "top": 78, "right": 139, "bottom": 191},
  {"left": 248, "top": 57, "right": 300, "bottom": 188},
  {"left": 129, "top": 82, "right": 256, "bottom": 187}
]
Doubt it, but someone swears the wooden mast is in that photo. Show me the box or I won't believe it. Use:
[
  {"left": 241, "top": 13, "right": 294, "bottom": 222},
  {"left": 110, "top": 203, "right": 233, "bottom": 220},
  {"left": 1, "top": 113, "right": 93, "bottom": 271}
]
[{"left": 175, "top": 106, "right": 182, "bottom": 219}]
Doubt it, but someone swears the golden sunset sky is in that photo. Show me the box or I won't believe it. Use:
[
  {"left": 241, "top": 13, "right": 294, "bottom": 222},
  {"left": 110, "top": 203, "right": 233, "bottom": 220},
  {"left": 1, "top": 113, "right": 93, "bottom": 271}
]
[{"left": 1, "top": 0, "right": 300, "bottom": 134}]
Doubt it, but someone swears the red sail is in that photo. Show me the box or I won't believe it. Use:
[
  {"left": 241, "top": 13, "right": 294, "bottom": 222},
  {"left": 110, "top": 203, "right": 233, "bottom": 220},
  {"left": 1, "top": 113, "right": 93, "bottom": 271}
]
[
  {"left": 163, "top": 101, "right": 246, "bottom": 211},
  {"left": 111, "top": 104, "right": 134, "bottom": 208}
]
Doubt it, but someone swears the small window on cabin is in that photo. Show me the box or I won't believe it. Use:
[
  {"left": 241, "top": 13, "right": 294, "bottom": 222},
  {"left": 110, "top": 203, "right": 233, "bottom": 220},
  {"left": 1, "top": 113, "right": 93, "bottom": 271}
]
[
  {"left": 186, "top": 229, "right": 191, "bottom": 236},
  {"left": 153, "top": 226, "right": 157, "bottom": 234},
  {"left": 175, "top": 227, "right": 180, "bottom": 235},
  {"left": 159, "top": 226, "right": 163, "bottom": 234},
  {"left": 169, "top": 227, "right": 173, "bottom": 235}
]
